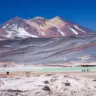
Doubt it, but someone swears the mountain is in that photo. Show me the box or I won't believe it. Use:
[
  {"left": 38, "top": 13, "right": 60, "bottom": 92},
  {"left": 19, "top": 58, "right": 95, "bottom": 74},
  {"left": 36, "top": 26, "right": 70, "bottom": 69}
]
[
  {"left": 0, "top": 16, "right": 95, "bottom": 40},
  {"left": 0, "top": 16, "right": 96, "bottom": 65}
]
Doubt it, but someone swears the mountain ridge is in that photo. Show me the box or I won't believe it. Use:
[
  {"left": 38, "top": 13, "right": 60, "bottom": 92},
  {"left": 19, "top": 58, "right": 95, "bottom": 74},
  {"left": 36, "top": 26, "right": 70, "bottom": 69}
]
[{"left": 0, "top": 16, "right": 95, "bottom": 41}]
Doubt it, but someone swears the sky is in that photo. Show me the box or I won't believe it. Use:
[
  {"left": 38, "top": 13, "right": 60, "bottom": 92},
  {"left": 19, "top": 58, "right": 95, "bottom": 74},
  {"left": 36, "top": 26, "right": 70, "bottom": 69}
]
[{"left": 0, "top": 0, "right": 96, "bottom": 31}]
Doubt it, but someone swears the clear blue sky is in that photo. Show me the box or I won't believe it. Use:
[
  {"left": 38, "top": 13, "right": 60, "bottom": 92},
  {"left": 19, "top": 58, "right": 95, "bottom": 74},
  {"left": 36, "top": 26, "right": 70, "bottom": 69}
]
[{"left": 0, "top": 0, "right": 96, "bottom": 31}]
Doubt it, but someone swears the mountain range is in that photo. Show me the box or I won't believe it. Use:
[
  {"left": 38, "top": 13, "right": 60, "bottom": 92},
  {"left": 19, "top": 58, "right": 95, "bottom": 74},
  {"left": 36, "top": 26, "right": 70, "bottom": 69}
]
[{"left": 0, "top": 16, "right": 96, "bottom": 65}]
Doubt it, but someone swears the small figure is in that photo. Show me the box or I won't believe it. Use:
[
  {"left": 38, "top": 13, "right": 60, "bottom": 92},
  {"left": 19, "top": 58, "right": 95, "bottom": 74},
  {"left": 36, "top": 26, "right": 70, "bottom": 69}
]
[
  {"left": 84, "top": 69, "right": 85, "bottom": 72},
  {"left": 6, "top": 72, "right": 9, "bottom": 75}
]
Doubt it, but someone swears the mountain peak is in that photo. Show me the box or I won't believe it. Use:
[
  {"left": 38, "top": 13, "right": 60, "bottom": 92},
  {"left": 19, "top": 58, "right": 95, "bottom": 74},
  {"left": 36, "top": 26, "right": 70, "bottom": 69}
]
[
  {"left": 29, "top": 16, "right": 47, "bottom": 21},
  {"left": 13, "top": 16, "right": 22, "bottom": 19},
  {"left": 52, "top": 16, "right": 64, "bottom": 21},
  {"left": 53, "top": 16, "right": 63, "bottom": 20},
  {"left": 33, "top": 16, "right": 46, "bottom": 20},
  {"left": 50, "top": 16, "right": 65, "bottom": 24},
  {"left": 28, "top": 16, "right": 47, "bottom": 25},
  {"left": 9, "top": 16, "right": 23, "bottom": 22},
  {"left": 2, "top": 16, "right": 24, "bottom": 26}
]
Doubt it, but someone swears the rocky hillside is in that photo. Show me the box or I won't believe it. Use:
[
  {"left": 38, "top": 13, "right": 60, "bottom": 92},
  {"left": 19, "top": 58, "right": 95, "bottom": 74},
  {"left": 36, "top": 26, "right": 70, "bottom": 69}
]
[{"left": 0, "top": 16, "right": 96, "bottom": 65}]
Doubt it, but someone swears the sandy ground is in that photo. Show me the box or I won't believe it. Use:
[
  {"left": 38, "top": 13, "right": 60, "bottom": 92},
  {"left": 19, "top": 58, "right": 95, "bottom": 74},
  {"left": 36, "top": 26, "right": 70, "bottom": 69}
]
[
  {"left": 0, "top": 71, "right": 96, "bottom": 78},
  {"left": 0, "top": 72, "right": 96, "bottom": 96}
]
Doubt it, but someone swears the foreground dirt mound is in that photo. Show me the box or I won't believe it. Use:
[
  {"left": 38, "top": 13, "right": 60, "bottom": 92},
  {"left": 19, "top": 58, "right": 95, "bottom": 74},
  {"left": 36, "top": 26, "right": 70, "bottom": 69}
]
[{"left": 0, "top": 73, "right": 96, "bottom": 96}]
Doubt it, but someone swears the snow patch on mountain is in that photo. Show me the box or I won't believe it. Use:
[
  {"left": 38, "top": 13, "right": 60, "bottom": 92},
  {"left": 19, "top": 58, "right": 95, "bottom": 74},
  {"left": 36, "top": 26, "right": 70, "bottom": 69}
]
[
  {"left": 3, "top": 23, "right": 38, "bottom": 38},
  {"left": 17, "top": 27, "right": 38, "bottom": 38},
  {"left": 3, "top": 24, "right": 10, "bottom": 29},
  {"left": 74, "top": 25, "right": 86, "bottom": 33},
  {"left": 68, "top": 26, "right": 78, "bottom": 35},
  {"left": 57, "top": 29, "right": 65, "bottom": 36}
]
